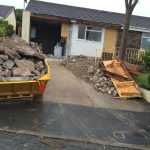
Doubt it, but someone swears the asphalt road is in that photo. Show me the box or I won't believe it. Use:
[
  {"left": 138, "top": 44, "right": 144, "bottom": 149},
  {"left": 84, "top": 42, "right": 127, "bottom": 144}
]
[{"left": 0, "top": 100, "right": 149, "bottom": 150}]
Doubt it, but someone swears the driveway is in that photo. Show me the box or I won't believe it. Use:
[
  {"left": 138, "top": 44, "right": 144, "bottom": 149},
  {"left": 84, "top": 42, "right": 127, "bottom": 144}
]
[{"left": 43, "top": 59, "right": 150, "bottom": 112}]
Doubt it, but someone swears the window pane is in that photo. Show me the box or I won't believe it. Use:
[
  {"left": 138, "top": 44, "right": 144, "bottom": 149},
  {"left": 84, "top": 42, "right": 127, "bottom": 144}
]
[
  {"left": 141, "top": 38, "right": 150, "bottom": 50},
  {"left": 143, "top": 33, "right": 150, "bottom": 38},
  {"left": 87, "top": 26, "right": 102, "bottom": 31},
  {"left": 78, "top": 25, "right": 86, "bottom": 39},
  {"left": 86, "top": 31, "right": 102, "bottom": 41}
]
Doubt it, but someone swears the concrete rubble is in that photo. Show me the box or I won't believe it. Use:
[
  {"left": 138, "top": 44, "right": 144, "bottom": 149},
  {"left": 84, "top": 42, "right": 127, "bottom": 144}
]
[
  {"left": 89, "top": 67, "right": 118, "bottom": 97},
  {"left": 0, "top": 36, "right": 46, "bottom": 82},
  {"left": 62, "top": 55, "right": 118, "bottom": 97},
  {"left": 63, "top": 56, "right": 142, "bottom": 98}
]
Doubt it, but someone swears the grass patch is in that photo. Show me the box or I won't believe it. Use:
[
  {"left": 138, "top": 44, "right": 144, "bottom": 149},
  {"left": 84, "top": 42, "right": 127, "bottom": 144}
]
[{"left": 135, "top": 73, "right": 150, "bottom": 90}]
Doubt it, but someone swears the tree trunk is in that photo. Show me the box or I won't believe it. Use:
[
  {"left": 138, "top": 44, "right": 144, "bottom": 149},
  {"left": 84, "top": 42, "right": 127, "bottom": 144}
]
[
  {"left": 119, "top": 10, "right": 131, "bottom": 60},
  {"left": 119, "top": 0, "right": 138, "bottom": 61}
]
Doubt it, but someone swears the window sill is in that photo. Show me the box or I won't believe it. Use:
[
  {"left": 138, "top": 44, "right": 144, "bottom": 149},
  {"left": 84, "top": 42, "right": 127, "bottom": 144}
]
[{"left": 76, "top": 39, "right": 101, "bottom": 43}]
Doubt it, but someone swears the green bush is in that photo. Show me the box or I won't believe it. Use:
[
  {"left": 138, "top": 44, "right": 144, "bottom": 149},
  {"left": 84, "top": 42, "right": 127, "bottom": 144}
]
[
  {"left": 0, "top": 19, "right": 14, "bottom": 37},
  {"left": 15, "top": 9, "right": 23, "bottom": 25},
  {"left": 143, "top": 50, "right": 150, "bottom": 71},
  {"left": 135, "top": 73, "right": 150, "bottom": 90}
]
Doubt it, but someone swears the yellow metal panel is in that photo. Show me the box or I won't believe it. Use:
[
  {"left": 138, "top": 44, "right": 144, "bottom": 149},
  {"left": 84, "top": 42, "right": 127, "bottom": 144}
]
[
  {"left": 61, "top": 23, "right": 69, "bottom": 37},
  {"left": 0, "top": 60, "right": 50, "bottom": 100},
  {"left": 103, "top": 28, "right": 117, "bottom": 54}
]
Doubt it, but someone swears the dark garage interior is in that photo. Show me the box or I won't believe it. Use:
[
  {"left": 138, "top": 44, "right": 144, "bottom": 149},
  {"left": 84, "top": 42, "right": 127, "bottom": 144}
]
[{"left": 30, "top": 18, "right": 61, "bottom": 55}]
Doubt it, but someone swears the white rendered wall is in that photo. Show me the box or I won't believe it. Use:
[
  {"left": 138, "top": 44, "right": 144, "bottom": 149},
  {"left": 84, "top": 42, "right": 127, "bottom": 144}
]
[
  {"left": 70, "top": 24, "right": 104, "bottom": 57},
  {"left": 5, "top": 11, "right": 16, "bottom": 31},
  {"left": 22, "top": 11, "right": 30, "bottom": 42}
]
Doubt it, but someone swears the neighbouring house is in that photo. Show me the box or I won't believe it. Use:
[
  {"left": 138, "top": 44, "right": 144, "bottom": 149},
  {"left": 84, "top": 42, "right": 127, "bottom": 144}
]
[
  {"left": 22, "top": 0, "right": 150, "bottom": 58},
  {"left": 0, "top": 4, "right": 16, "bottom": 31}
]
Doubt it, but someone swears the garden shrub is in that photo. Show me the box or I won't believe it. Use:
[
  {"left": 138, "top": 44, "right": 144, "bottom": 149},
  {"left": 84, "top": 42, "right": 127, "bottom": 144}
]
[
  {"left": 135, "top": 73, "right": 150, "bottom": 90},
  {"left": 143, "top": 50, "right": 150, "bottom": 71},
  {"left": 0, "top": 19, "right": 14, "bottom": 37}
]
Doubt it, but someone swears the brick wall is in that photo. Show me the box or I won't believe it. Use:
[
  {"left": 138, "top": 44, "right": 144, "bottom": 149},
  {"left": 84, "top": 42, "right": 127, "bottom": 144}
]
[{"left": 117, "top": 30, "right": 142, "bottom": 49}]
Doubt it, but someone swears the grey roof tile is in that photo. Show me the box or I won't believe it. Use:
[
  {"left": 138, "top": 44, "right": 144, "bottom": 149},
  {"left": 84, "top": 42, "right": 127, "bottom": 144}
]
[
  {"left": 0, "top": 4, "right": 14, "bottom": 19},
  {"left": 26, "top": 0, "right": 150, "bottom": 29}
]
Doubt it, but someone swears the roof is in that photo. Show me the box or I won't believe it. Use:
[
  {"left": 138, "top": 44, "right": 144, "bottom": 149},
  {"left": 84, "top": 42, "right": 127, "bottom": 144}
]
[
  {"left": 0, "top": 4, "right": 14, "bottom": 19},
  {"left": 26, "top": 0, "right": 150, "bottom": 29}
]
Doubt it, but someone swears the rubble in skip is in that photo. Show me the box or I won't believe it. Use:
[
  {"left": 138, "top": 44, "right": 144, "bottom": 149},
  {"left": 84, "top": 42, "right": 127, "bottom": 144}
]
[{"left": 0, "top": 36, "right": 46, "bottom": 82}]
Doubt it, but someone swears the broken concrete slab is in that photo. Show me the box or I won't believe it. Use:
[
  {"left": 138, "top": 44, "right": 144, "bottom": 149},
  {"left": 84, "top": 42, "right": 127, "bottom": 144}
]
[
  {"left": 3, "top": 59, "right": 15, "bottom": 69},
  {"left": 5, "top": 70, "right": 12, "bottom": 77},
  {"left": 15, "top": 59, "right": 35, "bottom": 72},
  {"left": 0, "top": 55, "right": 8, "bottom": 61},
  {"left": 13, "top": 67, "right": 32, "bottom": 77},
  {"left": 5, "top": 49, "right": 21, "bottom": 60},
  {"left": 16, "top": 46, "right": 45, "bottom": 60}
]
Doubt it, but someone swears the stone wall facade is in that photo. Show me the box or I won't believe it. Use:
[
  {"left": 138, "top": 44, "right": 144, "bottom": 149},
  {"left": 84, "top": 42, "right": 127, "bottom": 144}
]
[{"left": 116, "top": 30, "right": 142, "bottom": 49}]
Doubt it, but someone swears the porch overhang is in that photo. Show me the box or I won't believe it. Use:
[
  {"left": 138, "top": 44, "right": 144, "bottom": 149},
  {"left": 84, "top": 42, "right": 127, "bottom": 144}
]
[{"left": 30, "top": 12, "right": 121, "bottom": 29}]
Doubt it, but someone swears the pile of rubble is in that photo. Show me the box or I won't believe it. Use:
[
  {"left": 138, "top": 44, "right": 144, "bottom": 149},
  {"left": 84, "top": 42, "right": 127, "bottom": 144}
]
[
  {"left": 90, "top": 68, "right": 118, "bottom": 97},
  {"left": 0, "top": 36, "right": 46, "bottom": 81},
  {"left": 62, "top": 55, "right": 118, "bottom": 97},
  {"left": 62, "top": 55, "right": 101, "bottom": 78},
  {"left": 63, "top": 56, "right": 142, "bottom": 98}
]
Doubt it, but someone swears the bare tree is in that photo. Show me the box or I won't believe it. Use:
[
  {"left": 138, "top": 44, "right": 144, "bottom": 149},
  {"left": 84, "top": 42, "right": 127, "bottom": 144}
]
[{"left": 119, "top": 0, "right": 138, "bottom": 60}]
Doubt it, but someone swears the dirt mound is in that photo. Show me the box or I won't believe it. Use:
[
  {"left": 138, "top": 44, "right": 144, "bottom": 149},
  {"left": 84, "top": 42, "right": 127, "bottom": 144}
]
[
  {"left": 62, "top": 55, "right": 118, "bottom": 97},
  {"left": 62, "top": 55, "right": 101, "bottom": 78}
]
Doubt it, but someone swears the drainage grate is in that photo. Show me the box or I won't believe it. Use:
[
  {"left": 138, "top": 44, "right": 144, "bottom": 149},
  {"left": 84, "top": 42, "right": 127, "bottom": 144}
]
[{"left": 113, "top": 131, "right": 125, "bottom": 139}]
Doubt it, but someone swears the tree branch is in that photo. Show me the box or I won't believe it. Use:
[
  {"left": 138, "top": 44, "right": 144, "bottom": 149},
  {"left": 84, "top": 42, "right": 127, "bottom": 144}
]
[
  {"left": 125, "top": 0, "right": 128, "bottom": 8},
  {"left": 129, "top": 0, "right": 132, "bottom": 6},
  {"left": 131, "top": 0, "right": 138, "bottom": 11}
]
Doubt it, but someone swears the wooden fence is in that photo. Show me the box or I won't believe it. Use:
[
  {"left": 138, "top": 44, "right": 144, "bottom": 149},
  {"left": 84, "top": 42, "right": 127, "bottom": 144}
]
[{"left": 102, "top": 47, "right": 145, "bottom": 63}]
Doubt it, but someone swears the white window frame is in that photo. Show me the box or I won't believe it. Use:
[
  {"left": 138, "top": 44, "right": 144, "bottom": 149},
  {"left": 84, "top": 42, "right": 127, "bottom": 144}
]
[
  {"left": 78, "top": 25, "right": 102, "bottom": 42},
  {"left": 141, "top": 33, "right": 150, "bottom": 50}
]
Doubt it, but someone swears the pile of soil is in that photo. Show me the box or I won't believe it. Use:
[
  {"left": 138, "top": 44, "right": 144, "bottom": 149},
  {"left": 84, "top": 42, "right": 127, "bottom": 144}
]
[
  {"left": 62, "top": 55, "right": 118, "bottom": 97},
  {"left": 62, "top": 55, "right": 101, "bottom": 79}
]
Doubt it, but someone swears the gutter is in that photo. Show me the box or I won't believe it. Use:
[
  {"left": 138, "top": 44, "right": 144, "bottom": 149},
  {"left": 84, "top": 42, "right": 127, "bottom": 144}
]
[{"left": 121, "top": 26, "right": 150, "bottom": 33}]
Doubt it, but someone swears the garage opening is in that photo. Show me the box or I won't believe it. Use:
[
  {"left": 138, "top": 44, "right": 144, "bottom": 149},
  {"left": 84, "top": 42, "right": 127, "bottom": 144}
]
[{"left": 30, "top": 18, "right": 62, "bottom": 55}]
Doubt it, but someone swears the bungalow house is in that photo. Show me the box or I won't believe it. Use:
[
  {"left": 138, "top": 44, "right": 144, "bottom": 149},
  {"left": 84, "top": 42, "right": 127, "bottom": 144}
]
[
  {"left": 22, "top": 0, "right": 150, "bottom": 58},
  {"left": 0, "top": 4, "right": 16, "bottom": 31}
]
